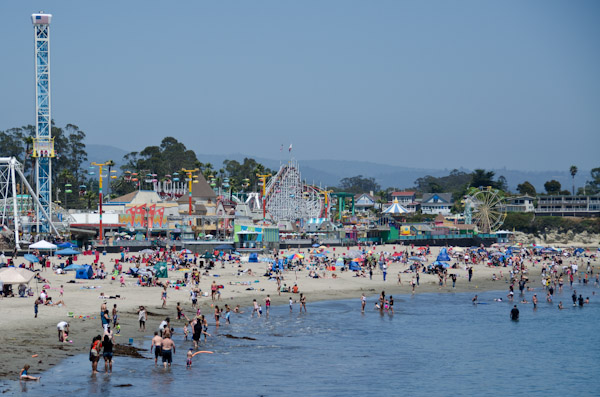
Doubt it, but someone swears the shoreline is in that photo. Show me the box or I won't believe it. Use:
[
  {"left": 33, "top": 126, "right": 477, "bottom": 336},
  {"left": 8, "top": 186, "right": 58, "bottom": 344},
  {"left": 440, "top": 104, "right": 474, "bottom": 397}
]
[{"left": 1, "top": 244, "right": 597, "bottom": 379}]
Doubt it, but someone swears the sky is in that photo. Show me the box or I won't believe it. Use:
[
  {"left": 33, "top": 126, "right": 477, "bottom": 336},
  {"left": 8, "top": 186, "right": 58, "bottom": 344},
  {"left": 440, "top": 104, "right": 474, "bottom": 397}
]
[{"left": 1, "top": 1, "right": 599, "bottom": 171}]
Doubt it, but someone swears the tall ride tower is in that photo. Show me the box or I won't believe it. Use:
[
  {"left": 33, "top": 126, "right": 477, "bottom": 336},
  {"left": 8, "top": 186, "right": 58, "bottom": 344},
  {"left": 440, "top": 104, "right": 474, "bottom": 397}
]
[{"left": 31, "top": 12, "right": 54, "bottom": 232}]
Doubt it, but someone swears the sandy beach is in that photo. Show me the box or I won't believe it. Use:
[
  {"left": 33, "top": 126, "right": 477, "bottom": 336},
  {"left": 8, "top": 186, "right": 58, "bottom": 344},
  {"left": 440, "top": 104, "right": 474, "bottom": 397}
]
[{"left": 1, "top": 244, "right": 597, "bottom": 379}]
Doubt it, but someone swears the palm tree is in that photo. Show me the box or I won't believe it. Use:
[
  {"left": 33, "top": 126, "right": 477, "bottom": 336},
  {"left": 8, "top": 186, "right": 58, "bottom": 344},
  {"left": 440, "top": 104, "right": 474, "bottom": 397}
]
[
  {"left": 83, "top": 191, "right": 98, "bottom": 210},
  {"left": 570, "top": 165, "right": 578, "bottom": 195}
]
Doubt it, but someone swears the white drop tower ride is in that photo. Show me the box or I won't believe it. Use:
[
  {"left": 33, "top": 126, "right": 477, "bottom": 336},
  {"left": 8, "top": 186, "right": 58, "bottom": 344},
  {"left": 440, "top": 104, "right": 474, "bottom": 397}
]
[{"left": 31, "top": 12, "right": 54, "bottom": 232}]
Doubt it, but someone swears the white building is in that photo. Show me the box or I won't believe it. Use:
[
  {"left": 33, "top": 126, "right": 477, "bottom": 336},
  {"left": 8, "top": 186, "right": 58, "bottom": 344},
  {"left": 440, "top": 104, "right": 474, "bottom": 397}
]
[
  {"left": 420, "top": 193, "right": 453, "bottom": 215},
  {"left": 506, "top": 195, "right": 535, "bottom": 212}
]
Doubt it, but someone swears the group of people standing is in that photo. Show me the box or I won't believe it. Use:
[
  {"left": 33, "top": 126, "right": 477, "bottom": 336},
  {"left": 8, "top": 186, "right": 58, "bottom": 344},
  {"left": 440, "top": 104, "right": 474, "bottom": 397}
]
[{"left": 89, "top": 301, "right": 117, "bottom": 374}]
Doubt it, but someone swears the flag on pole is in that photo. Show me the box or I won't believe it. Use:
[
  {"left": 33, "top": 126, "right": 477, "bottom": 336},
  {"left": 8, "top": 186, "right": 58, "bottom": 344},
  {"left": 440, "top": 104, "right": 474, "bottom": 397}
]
[{"left": 288, "top": 144, "right": 293, "bottom": 153}]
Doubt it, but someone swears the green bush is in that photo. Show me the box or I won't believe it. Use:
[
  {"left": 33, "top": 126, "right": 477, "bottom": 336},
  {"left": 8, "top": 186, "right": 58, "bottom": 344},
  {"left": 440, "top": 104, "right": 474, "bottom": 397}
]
[{"left": 503, "top": 212, "right": 600, "bottom": 235}]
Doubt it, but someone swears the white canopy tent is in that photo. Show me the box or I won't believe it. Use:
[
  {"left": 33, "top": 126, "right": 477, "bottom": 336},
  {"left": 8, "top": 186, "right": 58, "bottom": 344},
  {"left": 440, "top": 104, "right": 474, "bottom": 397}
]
[
  {"left": 29, "top": 240, "right": 57, "bottom": 250},
  {"left": 383, "top": 199, "right": 409, "bottom": 214}
]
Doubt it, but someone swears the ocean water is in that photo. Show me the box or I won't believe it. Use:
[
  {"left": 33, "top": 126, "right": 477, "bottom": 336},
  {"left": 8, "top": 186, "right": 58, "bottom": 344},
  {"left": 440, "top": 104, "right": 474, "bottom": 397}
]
[{"left": 4, "top": 283, "right": 599, "bottom": 396}]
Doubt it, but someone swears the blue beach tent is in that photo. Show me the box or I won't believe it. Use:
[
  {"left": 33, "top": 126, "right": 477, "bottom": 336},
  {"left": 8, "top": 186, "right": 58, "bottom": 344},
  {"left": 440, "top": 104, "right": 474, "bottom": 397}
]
[
  {"left": 437, "top": 248, "right": 451, "bottom": 262},
  {"left": 75, "top": 265, "right": 93, "bottom": 279},
  {"left": 249, "top": 253, "right": 258, "bottom": 263}
]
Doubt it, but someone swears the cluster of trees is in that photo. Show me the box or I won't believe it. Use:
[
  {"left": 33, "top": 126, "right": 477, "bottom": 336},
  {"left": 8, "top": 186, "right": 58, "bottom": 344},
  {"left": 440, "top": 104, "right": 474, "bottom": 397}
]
[
  {"left": 118, "top": 137, "right": 275, "bottom": 196},
  {"left": 517, "top": 166, "right": 600, "bottom": 197},
  {"left": 0, "top": 124, "right": 277, "bottom": 207},
  {"left": 1, "top": 123, "right": 91, "bottom": 208},
  {"left": 335, "top": 175, "right": 381, "bottom": 194}
]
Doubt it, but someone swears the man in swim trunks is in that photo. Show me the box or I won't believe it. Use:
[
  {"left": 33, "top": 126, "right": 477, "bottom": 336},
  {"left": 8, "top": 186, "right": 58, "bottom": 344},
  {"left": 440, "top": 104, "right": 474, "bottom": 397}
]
[
  {"left": 161, "top": 334, "right": 176, "bottom": 368},
  {"left": 151, "top": 332, "right": 163, "bottom": 366}
]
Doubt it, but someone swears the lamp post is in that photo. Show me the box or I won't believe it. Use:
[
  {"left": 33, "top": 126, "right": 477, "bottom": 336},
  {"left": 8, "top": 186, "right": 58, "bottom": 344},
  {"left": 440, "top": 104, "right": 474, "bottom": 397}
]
[
  {"left": 256, "top": 173, "right": 271, "bottom": 220},
  {"left": 181, "top": 168, "right": 199, "bottom": 216},
  {"left": 91, "top": 161, "right": 110, "bottom": 241},
  {"left": 145, "top": 205, "right": 151, "bottom": 241},
  {"left": 321, "top": 189, "right": 334, "bottom": 220}
]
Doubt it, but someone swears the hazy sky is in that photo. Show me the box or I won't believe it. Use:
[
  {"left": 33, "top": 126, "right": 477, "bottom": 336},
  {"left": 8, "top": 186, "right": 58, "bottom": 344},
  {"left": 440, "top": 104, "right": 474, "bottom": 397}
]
[{"left": 2, "top": 1, "right": 599, "bottom": 171}]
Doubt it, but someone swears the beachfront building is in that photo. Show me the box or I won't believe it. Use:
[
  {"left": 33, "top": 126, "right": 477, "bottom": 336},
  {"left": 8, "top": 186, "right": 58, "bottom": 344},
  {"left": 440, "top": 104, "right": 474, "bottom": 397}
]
[
  {"left": 420, "top": 193, "right": 453, "bottom": 215},
  {"left": 535, "top": 194, "right": 600, "bottom": 217},
  {"left": 233, "top": 223, "right": 279, "bottom": 251},
  {"left": 506, "top": 195, "right": 535, "bottom": 212},
  {"left": 354, "top": 193, "right": 380, "bottom": 213}
]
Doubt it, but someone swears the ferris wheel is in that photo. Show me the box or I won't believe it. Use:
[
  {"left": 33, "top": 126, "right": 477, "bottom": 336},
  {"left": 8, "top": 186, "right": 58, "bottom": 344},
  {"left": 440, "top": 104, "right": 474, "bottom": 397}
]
[{"left": 464, "top": 188, "right": 507, "bottom": 233}]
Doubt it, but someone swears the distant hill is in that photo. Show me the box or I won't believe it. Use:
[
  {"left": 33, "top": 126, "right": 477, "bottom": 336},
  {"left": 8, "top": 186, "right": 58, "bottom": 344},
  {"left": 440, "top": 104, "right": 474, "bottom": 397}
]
[
  {"left": 84, "top": 144, "right": 590, "bottom": 193},
  {"left": 194, "top": 153, "right": 590, "bottom": 192},
  {"left": 86, "top": 144, "right": 129, "bottom": 170}
]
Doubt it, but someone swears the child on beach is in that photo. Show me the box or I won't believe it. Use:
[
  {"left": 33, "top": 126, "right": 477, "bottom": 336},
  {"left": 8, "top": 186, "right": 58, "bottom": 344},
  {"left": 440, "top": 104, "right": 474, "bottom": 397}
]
[
  {"left": 183, "top": 323, "right": 189, "bottom": 340},
  {"left": 19, "top": 365, "right": 40, "bottom": 381},
  {"left": 186, "top": 349, "right": 193, "bottom": 369}
]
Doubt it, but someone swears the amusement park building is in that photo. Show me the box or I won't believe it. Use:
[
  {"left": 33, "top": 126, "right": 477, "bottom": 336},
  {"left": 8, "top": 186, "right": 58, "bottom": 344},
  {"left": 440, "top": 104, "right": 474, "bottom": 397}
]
[
  {"left": 420, "top": 193, "right": 453, "bottom": 216},
  {"left": 354, "top": 193, "right": 380, "bottom": 212}
]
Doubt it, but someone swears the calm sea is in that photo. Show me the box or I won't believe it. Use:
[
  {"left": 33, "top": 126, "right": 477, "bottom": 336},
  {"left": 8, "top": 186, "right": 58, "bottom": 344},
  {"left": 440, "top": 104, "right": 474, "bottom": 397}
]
[{"left": 4, "top": 283, "right": 599, "bottom": 396}]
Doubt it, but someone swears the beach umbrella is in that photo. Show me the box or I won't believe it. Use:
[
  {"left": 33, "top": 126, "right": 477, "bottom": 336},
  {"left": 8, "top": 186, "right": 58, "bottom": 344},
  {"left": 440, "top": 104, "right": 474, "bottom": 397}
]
[
  {"left": 392, "top": 252, "right": 402, "bottom": 257},
  {"left": 140, "top": 249, "right": 155, "bottom": 255},
  {"left": 180, "top": 249, "right": 192, "bottom": 254},
  {"left": 56, "top": 248, "right": 80, "bottom": 256},
  {"left": 0, "top": 267, "right": 35, "bottom": 284},
  {"left": 287, "top": 253, "right": 304, "bottom": 260},
  {"left": 24, "top": 254, "right": 39, "bottom": 263},
  {"left": 312, "top": 243, "right": 320, "bottom": 248}
]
